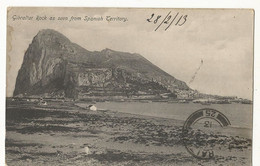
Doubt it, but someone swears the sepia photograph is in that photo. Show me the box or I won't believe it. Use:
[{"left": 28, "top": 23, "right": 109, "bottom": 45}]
[{"left": 6, "top": 8, "right": 253, "bottom": 165}]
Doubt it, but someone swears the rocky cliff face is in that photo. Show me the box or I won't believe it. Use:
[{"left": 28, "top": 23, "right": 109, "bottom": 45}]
[{"left": 14, "top": 29, "right": 190, "bottom": 99}]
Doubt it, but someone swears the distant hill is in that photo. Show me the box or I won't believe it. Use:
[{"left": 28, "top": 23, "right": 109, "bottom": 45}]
[{"left": 14, "top": 29, "right": 190, "bottom": 99}]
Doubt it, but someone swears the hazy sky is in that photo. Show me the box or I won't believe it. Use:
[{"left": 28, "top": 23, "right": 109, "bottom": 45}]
[{"left": 7, "top": 8, "right": 254, "bottom": 99}]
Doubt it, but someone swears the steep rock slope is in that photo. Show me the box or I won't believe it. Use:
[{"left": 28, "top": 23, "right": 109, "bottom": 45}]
[{"left": 14, "top": 29, "right": 190, "bottom": 99}]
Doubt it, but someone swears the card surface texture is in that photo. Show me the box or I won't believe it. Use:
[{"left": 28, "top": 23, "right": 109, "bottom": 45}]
[{"left": 6, "top": 7, "right": 253, "bottom": 166}]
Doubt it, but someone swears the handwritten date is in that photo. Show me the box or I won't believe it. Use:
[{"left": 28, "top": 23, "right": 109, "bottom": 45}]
[{"left": 147, "top": 11, "right": 188, "bottom": 31}]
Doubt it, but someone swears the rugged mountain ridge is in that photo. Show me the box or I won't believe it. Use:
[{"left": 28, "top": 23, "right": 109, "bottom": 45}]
[{"left": 14, "top": 29, "right": 190, "bottom": 99}]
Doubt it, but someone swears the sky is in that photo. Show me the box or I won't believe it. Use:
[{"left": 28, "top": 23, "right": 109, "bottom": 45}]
[{"left": 6, "top": 8, "right": 254, "bottom": 99}]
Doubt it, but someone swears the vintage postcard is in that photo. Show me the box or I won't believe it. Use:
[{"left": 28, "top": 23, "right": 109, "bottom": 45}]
[{"left": 6, "top": 7, "right": 253, "bottom": 165}]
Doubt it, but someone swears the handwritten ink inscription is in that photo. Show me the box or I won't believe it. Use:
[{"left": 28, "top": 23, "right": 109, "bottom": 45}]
[{"left": 146, "top": 11, "right": 188, "bottom": 31}]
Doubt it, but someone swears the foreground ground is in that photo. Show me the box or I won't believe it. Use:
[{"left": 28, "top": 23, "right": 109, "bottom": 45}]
[{"left": 6, "top": 100, "right": 252, "bottom": 166}]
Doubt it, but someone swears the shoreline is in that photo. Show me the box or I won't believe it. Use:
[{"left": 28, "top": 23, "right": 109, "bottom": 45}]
[{"left": 6, "top": 100, "right": 252, "bottom": 165}]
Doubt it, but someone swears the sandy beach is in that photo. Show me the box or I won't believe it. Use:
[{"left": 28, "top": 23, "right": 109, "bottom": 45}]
[{"left": 6, "top": 99, "right": 252, "bottom": 166}]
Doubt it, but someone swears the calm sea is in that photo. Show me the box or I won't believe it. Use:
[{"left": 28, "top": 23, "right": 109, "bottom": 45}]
[{"left": 81, "top": 102, "right": 252, "bottom": 129}]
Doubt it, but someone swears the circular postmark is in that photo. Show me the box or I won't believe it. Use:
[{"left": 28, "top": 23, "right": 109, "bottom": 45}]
[{"left": 182, "top": 108, "right": 231, "bottom": 160}]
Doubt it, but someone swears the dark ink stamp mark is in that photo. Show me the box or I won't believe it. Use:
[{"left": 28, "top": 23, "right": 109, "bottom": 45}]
[{"left": 182, "top": 108, "right": 231, "bottom": 160}]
